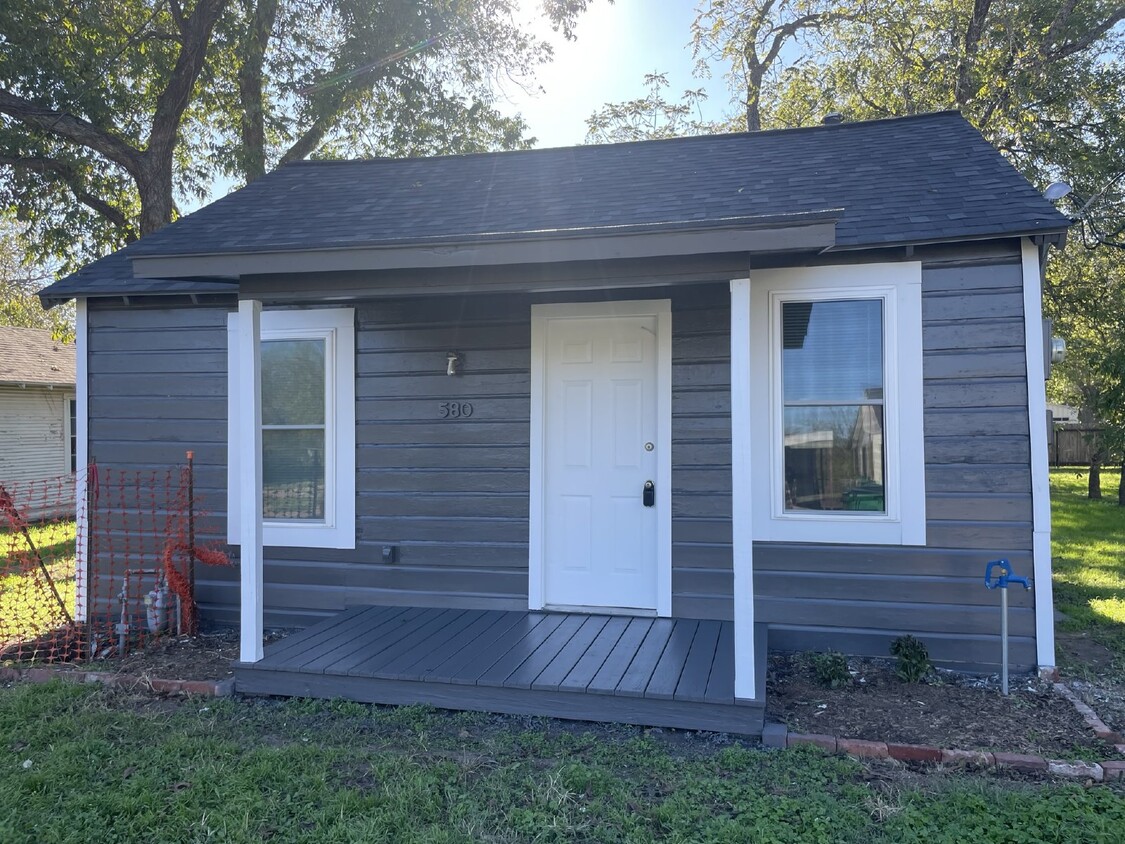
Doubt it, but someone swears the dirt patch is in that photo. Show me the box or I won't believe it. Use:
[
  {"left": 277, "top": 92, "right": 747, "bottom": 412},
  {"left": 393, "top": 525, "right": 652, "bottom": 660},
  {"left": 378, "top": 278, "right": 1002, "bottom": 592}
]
[
  {"left": 103, "top": 631, "right": 241, "bottom": 680},
  {"left": 9, "top": 629, "right": 243, "bottom": 681},
  {"left": 766, "top": 652, "right": 1121, "bottom": 759},
  {"left": 1056, "top": 632, "right": 1125, "bottom": 736},
  {"left": 1057, "top": 631, "right": 1121, "bottom": 676}
]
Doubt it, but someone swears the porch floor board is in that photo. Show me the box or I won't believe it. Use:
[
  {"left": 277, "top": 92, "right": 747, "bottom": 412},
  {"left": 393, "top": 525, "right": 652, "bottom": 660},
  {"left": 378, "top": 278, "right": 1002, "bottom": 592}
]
[{"left": 235, "top": 607, "right": 767, "bottom": 736}]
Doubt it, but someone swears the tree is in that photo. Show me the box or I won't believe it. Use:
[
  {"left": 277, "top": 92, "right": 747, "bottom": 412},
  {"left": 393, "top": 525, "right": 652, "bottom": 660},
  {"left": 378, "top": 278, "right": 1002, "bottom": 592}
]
[
  {"left": 764, "top": 1, "right": 1125, "bottom": 207},
  {"left": 1047, "top": 244, "right": 1125, "bottom": 502},
  {"left": 0, "top": 217, "right": 73, "bottom": 340},
  {"left": 1, "top": 0, "right": 600, "bottom": 270},
  {"left": 585, "top": 73, "right": 718, "bottom": 143},
  {"left": 691, "top": 0, "right": 857, "bottom": 131}
]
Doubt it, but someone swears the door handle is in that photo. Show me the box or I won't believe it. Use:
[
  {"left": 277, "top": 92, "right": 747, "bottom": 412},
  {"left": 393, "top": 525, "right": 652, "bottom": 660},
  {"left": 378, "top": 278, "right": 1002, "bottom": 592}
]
[{"left": 643, "top": 481, "right": 655, "bottom": 507}]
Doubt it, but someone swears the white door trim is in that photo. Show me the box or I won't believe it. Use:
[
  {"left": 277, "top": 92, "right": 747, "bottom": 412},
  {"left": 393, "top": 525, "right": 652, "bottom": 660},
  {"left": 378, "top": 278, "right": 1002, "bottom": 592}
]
[{"left": 529, "top": 299, "right": 672, "bottom": 617}]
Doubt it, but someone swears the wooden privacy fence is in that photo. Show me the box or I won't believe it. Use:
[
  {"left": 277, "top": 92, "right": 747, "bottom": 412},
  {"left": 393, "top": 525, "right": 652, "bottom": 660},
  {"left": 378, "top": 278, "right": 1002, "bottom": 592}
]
[
  {"left": 1049, "top": 428, "right": 1105, "bottom": 467},
  {"left": 0, "top": 455, "right": 229, "bottom": 663}
]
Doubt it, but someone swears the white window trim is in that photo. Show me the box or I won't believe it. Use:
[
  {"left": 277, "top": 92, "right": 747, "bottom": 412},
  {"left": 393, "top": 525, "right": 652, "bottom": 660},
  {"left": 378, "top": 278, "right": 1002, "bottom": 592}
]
[
  {"left": 749, "top": 262, "right": 926, "bottom": 545},
  {"left": 227, "top": 307, "right": 356, "bottom": 549}
]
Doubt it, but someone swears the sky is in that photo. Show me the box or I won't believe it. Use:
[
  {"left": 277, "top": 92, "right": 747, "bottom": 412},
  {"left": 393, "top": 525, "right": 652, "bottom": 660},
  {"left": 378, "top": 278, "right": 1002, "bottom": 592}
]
[
  {"left": 193, "top": 2, "right": 732, "bottom": 208},
  {"left": 496, "top": 0, "right": 732, "bottom": 148}
]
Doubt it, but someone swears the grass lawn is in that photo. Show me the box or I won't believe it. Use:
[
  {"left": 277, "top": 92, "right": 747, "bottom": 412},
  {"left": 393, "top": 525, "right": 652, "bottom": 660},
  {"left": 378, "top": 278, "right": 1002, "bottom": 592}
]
[
  {"left": 2, "top": 681, "right": 1123, "bottom": 844},
  {"left": 1050, "top": 468, "right": 1125, "bottom": 664},
  {"left": 0, "top": 520, "right": 76, "bottom": 645}
]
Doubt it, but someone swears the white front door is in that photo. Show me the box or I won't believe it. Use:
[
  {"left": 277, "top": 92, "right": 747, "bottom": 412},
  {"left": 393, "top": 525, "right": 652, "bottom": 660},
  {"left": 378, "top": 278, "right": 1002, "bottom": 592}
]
[{"left": 532, "top": 301, "right": 670, "bottom": 613}]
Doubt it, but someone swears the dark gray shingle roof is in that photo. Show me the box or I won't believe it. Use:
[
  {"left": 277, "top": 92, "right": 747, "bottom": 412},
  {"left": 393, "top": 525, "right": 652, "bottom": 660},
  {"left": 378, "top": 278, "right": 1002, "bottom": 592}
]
[{"left": 43, "top": 111, "right": 1068, "bottom": 302}]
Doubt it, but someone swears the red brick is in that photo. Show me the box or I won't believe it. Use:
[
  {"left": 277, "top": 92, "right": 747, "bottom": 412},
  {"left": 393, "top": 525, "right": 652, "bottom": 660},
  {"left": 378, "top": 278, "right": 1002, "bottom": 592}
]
[
  {"left": 148, "top": 678, "right": 183, "bottom": 694},
  {"left": 941, "top": 749, "right": 995, "bottom": 767},
  {"left": 1094, "top": 728, "right": 1122, "bottom": 743},
  {"left": 886, "top": 743, "right": 942, "bottom": 763},
  {"left": 26, "top": 668, "right": 57, "bottom": 683},
  {"left": 1101, "top": 761, "right": 1125, "bottom": 781},
  {"left": 993, "top": 752, "right": 1047, "bottom": 772},
  {"left": 181, "top": 680, "right": 216, "bottom": 696},
  {"left": 787, "top": 733, "right": 837, "bottom": 752},
  {"left": 837, "top": 738, "right": 888, "bottom": 758},
  {"left": 0, "top": 667, "right": 21, "bottom": 681}
]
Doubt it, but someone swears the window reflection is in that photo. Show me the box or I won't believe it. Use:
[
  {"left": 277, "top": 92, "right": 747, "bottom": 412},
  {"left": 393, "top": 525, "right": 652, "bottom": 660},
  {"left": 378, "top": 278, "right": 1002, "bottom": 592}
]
[{"left": 781, "top": 300, "right": 886, "bottom": 514}]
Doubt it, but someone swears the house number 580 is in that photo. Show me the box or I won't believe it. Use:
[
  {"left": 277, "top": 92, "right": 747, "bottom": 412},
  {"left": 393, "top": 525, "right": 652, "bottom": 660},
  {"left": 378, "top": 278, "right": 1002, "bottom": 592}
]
[{"left": 439, "top": 402, "right": 474, "bottom": 418}]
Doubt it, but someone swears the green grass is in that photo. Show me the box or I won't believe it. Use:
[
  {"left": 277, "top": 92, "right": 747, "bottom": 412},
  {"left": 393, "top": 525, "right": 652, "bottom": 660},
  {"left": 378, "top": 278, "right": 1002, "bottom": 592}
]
[
  {"left": 1050, "top": 468, "right": 1125, "bottom": 660},
  {"left": 0, "top": 520, "right": 77, "bottom": 645},
  {"left": 0, "top": 682, "right": 1122, "bottom": 844}
]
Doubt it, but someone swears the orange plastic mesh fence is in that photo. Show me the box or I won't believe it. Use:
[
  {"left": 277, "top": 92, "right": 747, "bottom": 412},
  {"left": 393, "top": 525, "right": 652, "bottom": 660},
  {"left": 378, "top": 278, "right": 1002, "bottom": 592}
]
[{"left": 0, "top": 456, "right": 230, "bottom": 664}]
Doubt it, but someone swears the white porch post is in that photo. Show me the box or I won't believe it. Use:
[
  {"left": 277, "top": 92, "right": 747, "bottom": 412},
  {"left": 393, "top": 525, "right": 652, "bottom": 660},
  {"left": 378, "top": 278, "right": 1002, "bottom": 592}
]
[
  {"left": 729, "top": 277, "right": 756, "bottom": 700},
  {"left": 238, "top": 299, "right": 265, "bottom": 663},
  {"left": 1021, "top": 240, "right": 1056, "bottom": 674},
  {"left": 74, "top": 298, "right": 89, "bottom": 623}
]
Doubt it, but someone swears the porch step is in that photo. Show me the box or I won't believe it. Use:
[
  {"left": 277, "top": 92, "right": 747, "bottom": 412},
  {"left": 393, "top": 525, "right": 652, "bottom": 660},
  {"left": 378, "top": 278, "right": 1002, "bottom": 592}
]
[{"left": 234, "top": 608, "right": 767, "bottom": 737}]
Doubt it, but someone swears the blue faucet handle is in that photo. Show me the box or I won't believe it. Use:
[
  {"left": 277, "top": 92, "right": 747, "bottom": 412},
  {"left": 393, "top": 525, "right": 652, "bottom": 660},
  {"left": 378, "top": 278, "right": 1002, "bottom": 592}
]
[
  {"left": 984, "top": 559, "right": 1010, "bottom": 589},
  {"left": 985, "top": 559, "right": 1032, "bottom": 590}
]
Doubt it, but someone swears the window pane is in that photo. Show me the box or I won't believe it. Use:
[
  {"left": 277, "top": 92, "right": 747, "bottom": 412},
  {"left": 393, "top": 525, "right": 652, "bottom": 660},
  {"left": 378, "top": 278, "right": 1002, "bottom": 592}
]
[
  {"left": 263, "top": 429, "right": 325, "bottom": 520},
  {"left": 262, "top": 339, "right": 325, "bottom": 425},
  {"left": 783, "top": 405, "right": 885, "bottom": 513},
  {"left": 783, "top": 300, "right": 883, "bottom": 402}
]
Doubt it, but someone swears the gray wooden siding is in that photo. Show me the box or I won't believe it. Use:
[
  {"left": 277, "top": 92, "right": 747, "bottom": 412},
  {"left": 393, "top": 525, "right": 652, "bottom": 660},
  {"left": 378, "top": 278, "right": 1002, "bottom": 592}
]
[
  {"left": 671, "top": 255, "right": 1037, "bottom": 671},
  {"left": 85, "top": 245, "right": 1037, "bottom": 670},
  {"left": 85, "top": 304, "right": 230, "bottom": 619}
]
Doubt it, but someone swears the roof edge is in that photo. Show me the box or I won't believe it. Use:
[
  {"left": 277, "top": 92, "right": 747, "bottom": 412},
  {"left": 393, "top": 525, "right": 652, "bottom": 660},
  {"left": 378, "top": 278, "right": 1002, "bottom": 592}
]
[{"left": 131, "top": 214, "right": 842, "bottom": 280}]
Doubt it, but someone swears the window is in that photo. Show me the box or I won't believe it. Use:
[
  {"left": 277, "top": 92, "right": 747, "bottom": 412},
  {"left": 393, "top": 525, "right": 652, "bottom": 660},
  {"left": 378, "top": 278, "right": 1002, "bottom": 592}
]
[
  {"left": 227, "top": 308, "right": 356, "bottom": 549},
  {"left": 749, "top": 263, "right": 925, "bottom": 545},
  {"left": 782, "top": 299, "right": 885, "bottom": 514}
]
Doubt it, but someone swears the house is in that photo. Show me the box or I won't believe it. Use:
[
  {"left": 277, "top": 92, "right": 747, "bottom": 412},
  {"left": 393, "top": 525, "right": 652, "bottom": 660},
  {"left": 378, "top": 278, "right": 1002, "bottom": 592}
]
[
  {"left": 0, "top": 326, "right": 77, "bottom": 498},
  {"left": 41, "top": 111, "right": 1069, "bottom": 735}
]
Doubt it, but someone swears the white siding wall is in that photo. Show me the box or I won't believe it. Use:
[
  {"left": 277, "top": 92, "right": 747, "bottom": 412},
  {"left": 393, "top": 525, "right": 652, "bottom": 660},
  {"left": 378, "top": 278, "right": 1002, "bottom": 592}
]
[{"left": 0, "top": 386, "right": 73, "bottom": 485}]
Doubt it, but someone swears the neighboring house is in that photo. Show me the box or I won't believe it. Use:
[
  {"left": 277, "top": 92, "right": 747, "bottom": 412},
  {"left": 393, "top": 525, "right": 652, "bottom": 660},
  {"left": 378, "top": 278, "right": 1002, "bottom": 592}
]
[
  {"left": 0, "top": 326, "right": 77, "bottom": 495},
  {"left": 41, "top": 111, "right": 1069, "bottom": 735},
  {"left": 1047, "top": 402, "right": 1081, "bottom": 426}
]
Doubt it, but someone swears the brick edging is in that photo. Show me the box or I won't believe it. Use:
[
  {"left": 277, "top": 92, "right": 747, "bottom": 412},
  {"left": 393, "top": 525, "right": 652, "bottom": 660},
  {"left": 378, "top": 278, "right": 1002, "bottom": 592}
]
[
  {"left": 760, "top": 677, "right": 1125, "bottom": 783},
  {"left": 761, "top": 726, "right": 1124, "bottom": 782},
  {"left": 0, "top": 664, "right": 234, "bottom": 697},
  {"left": 1053, "top": 682, "right": 1123, "bottom": 744}
]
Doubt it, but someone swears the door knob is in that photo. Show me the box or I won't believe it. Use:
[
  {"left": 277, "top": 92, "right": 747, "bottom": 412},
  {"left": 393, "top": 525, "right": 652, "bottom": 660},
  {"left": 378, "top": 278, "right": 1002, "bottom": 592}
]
[{"left": 643, "top": 481, "right": 655, "bottom": 507}]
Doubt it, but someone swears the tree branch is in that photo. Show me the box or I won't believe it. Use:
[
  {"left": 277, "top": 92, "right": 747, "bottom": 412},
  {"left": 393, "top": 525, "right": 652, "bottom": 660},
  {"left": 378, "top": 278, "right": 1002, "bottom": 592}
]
[
  {"left": 0, "top": 155, "right": 135, "bottom": 237},
  {"left": 146, "top": 0, "right": 230, "bottom": 160},
  {"left": 955, "top": 0, "right": 993, "bottom": 107},
  {"left": 1040, "top": 2, "right": 1125, "bottom": 64},
  {"left": 237, "top": 0, "right": 280, "bottom": 182},
  {"left": 0, "top": 90, "right": 142, "bottom": 176},
  {"left": 278, "top": 110, "right": 339, "bottom": 166}
]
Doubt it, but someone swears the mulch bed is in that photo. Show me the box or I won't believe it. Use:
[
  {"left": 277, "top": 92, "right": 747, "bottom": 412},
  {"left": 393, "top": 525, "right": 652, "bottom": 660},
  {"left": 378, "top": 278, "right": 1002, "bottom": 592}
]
[
  {"left": 765, "top": 651, "right": 1122, "bottom": 760},
  {"left": 6, "top": 629, "right": 1121, "bottom": 761}
]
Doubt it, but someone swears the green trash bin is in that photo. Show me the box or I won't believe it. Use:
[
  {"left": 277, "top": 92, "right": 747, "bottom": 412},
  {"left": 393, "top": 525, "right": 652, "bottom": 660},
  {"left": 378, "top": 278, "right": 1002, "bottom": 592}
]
[{"left": 842, "top": 481, "right": 884, "bottom": 511}]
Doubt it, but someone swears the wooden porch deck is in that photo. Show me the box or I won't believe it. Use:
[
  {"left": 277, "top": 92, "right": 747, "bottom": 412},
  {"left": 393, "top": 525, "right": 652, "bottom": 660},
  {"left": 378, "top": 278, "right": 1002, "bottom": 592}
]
[{"left": 234, "top": 606, "right": 767, "bottom": 736}]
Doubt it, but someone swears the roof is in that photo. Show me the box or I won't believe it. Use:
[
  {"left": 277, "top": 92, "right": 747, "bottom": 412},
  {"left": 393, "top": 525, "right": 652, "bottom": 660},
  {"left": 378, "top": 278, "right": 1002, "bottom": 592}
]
[
  {"left": 42, "top": 111, "right": 1069, "bottom": 302},
  {"left": 0, "top": 326, "right": 75, "bottom": 387}
]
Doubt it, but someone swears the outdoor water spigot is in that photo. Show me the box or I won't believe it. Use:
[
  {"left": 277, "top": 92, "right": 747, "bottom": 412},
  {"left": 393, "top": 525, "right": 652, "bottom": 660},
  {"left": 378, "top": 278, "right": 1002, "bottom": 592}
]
[
  {"left": 984, "top": 559, "right": 1031, "bottom": 696},
  {"left": 984, "top": 558, "right": 1032, "bottom": 590}
]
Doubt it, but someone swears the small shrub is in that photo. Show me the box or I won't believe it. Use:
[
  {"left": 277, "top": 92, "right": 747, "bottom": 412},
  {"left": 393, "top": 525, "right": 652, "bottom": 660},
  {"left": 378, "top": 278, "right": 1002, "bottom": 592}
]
[
  {"left": 809, "top": 651, "right": 852, "bottom": 688},
  {"left": 891, "top": 635, "right": 932, "bottom": 682}
]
